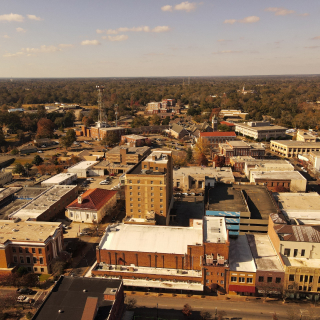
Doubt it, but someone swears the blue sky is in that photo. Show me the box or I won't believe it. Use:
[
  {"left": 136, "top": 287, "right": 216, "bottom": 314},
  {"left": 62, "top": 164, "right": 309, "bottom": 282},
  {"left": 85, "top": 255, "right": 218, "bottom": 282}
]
[{"left": 1, "top": 0, "right": 320, "bottom": 77}]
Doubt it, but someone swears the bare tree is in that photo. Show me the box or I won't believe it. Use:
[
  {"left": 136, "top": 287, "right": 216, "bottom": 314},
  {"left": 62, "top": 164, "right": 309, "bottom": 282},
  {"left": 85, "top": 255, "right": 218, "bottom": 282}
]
[{"left": 182, "top": 303, "right": 192, "bottom": 317}]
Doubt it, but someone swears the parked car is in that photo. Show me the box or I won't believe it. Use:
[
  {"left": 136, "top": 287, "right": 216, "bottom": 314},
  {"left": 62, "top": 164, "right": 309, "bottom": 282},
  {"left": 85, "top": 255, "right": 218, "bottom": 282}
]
[
  {"left": 41, "top": 145, "right": 46, "bottom": 148},
  {"left": 37, "top": 151, "right": 43, "bottom": 153},
  {"left": 87, "top": 178, "right": 94, "bottom": 181},
  {"left": 99, "top": 181, "right": 110, "bottom": 185},
  {"left": 17, "top": 288, "right": 33, "bottom": 295}
]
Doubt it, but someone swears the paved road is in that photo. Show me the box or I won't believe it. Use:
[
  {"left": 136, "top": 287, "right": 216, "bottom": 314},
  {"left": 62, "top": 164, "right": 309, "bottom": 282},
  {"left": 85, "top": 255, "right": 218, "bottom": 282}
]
[{"left": 131, "top": 295, "right": 320, "bottom": 319}]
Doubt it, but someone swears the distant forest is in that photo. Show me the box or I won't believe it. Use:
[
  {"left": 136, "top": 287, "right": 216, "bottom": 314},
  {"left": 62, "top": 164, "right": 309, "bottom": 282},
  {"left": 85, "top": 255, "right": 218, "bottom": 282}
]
[{"left": 1, "top": 76, "right": 320, "bottom": 130}]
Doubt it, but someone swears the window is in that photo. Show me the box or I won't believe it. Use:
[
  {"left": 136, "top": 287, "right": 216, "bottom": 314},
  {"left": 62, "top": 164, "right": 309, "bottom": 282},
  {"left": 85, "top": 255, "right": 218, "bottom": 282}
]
[
  {"left": 86, "top": 214, "right": 89, "bottom": 220},
  {"left": 138, "top": 186, "right": 140, "bottom": 190},
  {"left": 310, "top": 276, "right": 313, "bottom": 283},
  {"left": 301, "top": 249, "right": 305, "bottom": 257},
  {"left": 231, "top": 277, "right": 237, "bottom": 282},
  {"left": 138, "top": 209, "right": 141, "bottom": 213},
  {"left": 39, "top": 258, "right": 43, "bottom": 264},
  {"left": 289, "top": 274, "right": 295, "bottom": 281},
  {"left": 130, "top": 198, "right": 133, "bottom": 201},
  {"left": 247, "top": 278, "right": 253, "bottom": 283},
  {"left": 34, "top": 267, "right": 38, "bottom": 272},
  {"left": 220, "top": 280, "right": 224, "bottom": 284},
  {"left": 160, "top": 181, "right": 162, "bottom": 184},
  {"left": 151, "top": 193, "right": 154, "bottom": 196},
  {"left": 38, "top": 248, "right": 42, "bottom": 254},
  {"left": 221, "top": 273, "right": 224, "bottom": 276},
  {"left": 20, "top": 257, "right": 24, "bottom": 263},
  {"left": 151, "top": 187, "right": 154, "bottom": 190},
  {"left": 239, "top": 277, "right": 245, "bottom": 283},
  {"left": 258, "top": 276, "right": 264, "bottom": 282},
  {"left": 267, "top": 277, "right": 272, "bottom": 283},
  {"left": 305, "top": 275, "right": 309, "bottom": 282},
  {"left": 129, "top": 180, "right": 132, "bottom": 184},
  {"left": 138, "top": 192, "right": 141, "bottom": 196},
  {"left": 144, "top": 165, "right": 147, "bottom": 168},
  {"left": 206, "top": 280, "right": 209, "bottom": 284},
  {"left": 308, "top": 287, "right": 312, "bottom": 292},
  {"left": 288, "top": 285, "right": 293, "bottom": 290},
  {"left": 160, "top": 193, "right": 163, "bottom": 196},
  {"left": 276, "top": 278, "right": 281, "bottom": 284},
  {"left": 160, "top": 211, "right": 163, "bottom": 214},
  {"left": 25, "top": 248, "right": 29, "bottom": 253},
  {"left": 40, "top": 268, "right": 44, "bottom": 272},
  {"left": 19, "top": 248, "right": 23, "bottom": 253},
  {"left": 137, "top": 180, "right": 140, "bottom": 184},
  {"left": 13, "top": 256, "right": 17, "bottom": 263},
  {"left": 160, "top": 187, "right": 163, "bottom": 190},
  {"left": 12, "top": 247, "right": 16, "bottom": 253},
  {"left": 129, "top": 186, "right": 132, "bottom": 190},
  {"left": 294, "top": 249, "right": 298, "bottom": 257},
  {"left": 151, "top": 181, "right": 153, "bottom": 184},
  {"left": 151, "top": 204, "right": 154, "bottom": 208},
  {"left": 284, "top": 248, "right": 291, "bottom": 256},
  {"left": 299, "top": 286, "right": 303, "bottom": 291},
  {"left": 130, "top": 192, "right": 132, "bottom": 195},
  {"left": 160, "top": 205, "right": 163, "bottom": 208},
  {"left": 33, "top": 257, "right": 37, "bottom": 263},
  {"left": 138, "top": 198, "right": 141, "bottom": 201},
  {"left": 70, "top": 212, "right": 73, "bottom": 217},
  {"left": 26, "top": 257, "right": 31, "bottom": 264},
  {"left": 130, "top": 203, "right": 133, "bottom": 207},
  {"left": 300, "top": 275, "right": 303, "bottom": 282},
  {"left": 160, "top": 199, "right": 163, "bottom": 202},
  {"left": 151, "top": 198, "right": 154, "bottom": 202},
  {"left": 206, "top": 272, "right": 210, "bottom": 276},
  {"left": 130, "top": 209, "right": 133, "bottom": 212}
]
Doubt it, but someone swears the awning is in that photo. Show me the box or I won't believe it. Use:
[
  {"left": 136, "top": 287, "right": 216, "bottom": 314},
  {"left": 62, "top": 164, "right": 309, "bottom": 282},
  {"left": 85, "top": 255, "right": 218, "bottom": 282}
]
[{"left": 229, "top": 285, "right": 256, "bottom": 293}]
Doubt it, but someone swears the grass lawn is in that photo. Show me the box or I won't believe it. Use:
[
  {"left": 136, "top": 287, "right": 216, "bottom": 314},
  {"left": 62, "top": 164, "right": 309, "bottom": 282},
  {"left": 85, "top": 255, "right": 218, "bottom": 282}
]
[{"left": 38, "top": 274, "right": 51, "bottom": 282}]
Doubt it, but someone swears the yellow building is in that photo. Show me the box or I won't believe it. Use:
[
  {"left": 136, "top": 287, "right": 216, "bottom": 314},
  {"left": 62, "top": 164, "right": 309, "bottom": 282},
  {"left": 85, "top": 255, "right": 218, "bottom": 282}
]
[{"left": 124, "top": 150, "right": 173, "bottom": 225}]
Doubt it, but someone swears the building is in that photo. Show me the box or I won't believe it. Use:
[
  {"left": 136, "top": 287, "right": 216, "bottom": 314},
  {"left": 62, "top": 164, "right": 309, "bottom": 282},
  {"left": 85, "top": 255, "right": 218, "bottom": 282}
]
[
  {"left": 229, "top": 156, "right": 254, "bottom": 172},
  {"left": 92, "top": 216, "right": 229, "bottom": 294},
  {"left": 68, "top": 161, "right": 100, "bottom": 178},
  {"left": 0, "top": 171, "right": 12, "bottom": 186},
  {"left": 235, "top": 121, "right": 287, "bottom": 140},
  {"left": 219, "top": 109, "right": 248, "bottom": 120},
  {"left": 228, "top": 235, "right": 256, "bottom": 296},
  {"left": 199, "top": 132, "right": 236, "bottom": 148},
  {"left": 246, "top": 234, "right": 284, "bottom": 296},
  {"left": 169, "top": 124, "right": 189, "bottom": 140},
  {"left": 270, "top": 140, "right": 320, "bottom": 158},
  {"left": 219, "top": 121, "right": 235, "bottom": 130},
  {"left": 8, "top": 185, "right": 78, "bottom": 221},
  {"left": 120, "top": 134, "right": 147, "bottom": 147},
  {"left": 273, "top": 192, "right": 320, "bottom": 225},
  {"left": 250, "top": 171, "right": 307, "bottom": 193},
  {"left": 19, "top": 145, "right": 38, "bottom": 155},
  {"left": 41, "top": 173, "right": 77, "bottom": 187},
  {"left": 0, "top": 187, "right": 22, "bottom": 208},
  {"left": 173, "top": 166, "right": 234, "bottom": 190},
  {"left": 66, "top": 188, "right": 117, "bottom": 223},
  {"left": 32, "top": 276, "right": 124, "bottom": 320},
  {"left": 219, "top": 141, "right": 265, "bottom": 161},
  {"left": 296, "top": 130, "right": 317, "bottom": 143},
  {"left": 145, "top": 99, "right": 176, "bottom": 114},
  {"left": 206, "top": 184, "right": 278, "bottom": 235},
  {"left": 124, "top": 151, "right": 173, "bottom": 225},
  {"left": 81, "top": 125, "right": 126, "bottom": 141},
  {"left": 0, "top": 220, "right": 63, "bottom": 274},
  {"left": 33, "top": 138, "right": 56, "bottom": 147},
  {"left": 307, "top": 151, "right": 320, "bottom": 170},
  {"left": 8, "top": 108, "right": 24, "bottom": 113}
]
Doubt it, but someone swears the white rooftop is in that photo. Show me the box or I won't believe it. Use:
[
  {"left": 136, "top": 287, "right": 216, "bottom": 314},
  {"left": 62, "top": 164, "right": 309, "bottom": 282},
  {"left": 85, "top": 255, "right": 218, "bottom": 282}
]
[
  {"left": 41, "top": 173, "right": 77, "bottom": 185},
  {"left": 99, "top": 222, "right": 203, "bottom": 254},
  {"left": 68, "top": 161, "right": 99, "bottom": 170},
  {"left": 251, "top": 171, "right": 306, "bottom": 181},
  {"left": 123, "top": 134, "right": 146, "bottom": 140},
  {"left": 203, "top": 216, "right": 227, "bottom": 243},
  {"left": 229, "top": 235, "right": 256, "bottom": 272},
  {"left": 143, "top": 151, "right": 172, "bottom": 164},
  {"left": 283, "top": 256, "right": 320, "bottom": 268}
]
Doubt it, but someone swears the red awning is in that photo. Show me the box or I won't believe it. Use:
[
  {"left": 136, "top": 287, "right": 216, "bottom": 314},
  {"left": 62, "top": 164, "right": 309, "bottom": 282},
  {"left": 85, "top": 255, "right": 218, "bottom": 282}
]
[{"left": 229, "top": 285, "right": 256, "bottom": 293}]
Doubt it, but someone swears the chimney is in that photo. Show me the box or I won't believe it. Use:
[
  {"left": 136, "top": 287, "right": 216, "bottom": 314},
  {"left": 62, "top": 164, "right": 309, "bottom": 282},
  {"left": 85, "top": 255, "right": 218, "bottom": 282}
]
[
  {"left": 78, "top": 196, "right": 83, "bottom": 204},
  {"left": 103, "top": 288, "right": 118, "bottom": 301}
]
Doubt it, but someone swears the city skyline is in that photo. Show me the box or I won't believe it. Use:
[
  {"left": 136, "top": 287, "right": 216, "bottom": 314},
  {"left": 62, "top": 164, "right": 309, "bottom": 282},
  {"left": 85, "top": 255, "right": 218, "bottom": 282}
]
[{"left": 1, "top": 0, "right": 320, "bottom": 77}]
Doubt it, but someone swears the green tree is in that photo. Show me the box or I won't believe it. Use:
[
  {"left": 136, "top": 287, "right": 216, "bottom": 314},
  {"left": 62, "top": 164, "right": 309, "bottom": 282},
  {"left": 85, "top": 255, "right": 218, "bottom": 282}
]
[
  {"left": 162, "top": 116, "right": 170, "bottom": 125},
  {"left": 100, "top": 131, "right": 119, "bottom": 147},
  {"left": 24, "top": 163, "right": 33, "bottom": 176},
  {"left": 60, "top": 129, "right": 77, "bottom": 150},
  {"left": 32, "top": 155, "right": 44, "bottom": 166},
  {"left": 218, "top": 124, "right": 231, "bottom": 132},
  {"left": 11, "top": 148, "right": 19, "bottom": 155},
  {"left": 12, "top": 163, "right": 25, "bottom": 175}
]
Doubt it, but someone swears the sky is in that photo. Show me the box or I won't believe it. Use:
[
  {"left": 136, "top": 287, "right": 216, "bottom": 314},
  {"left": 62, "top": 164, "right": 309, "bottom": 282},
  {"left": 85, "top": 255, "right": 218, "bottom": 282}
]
[{"left": 1, "top": 0, "right": 320, "bottom": 77}]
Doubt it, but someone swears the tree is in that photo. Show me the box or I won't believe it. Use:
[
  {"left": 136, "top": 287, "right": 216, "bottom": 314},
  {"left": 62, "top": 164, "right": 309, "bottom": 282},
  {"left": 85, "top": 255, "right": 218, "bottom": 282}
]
[
  {"left": 173, "top": 153, "right": 187, "bottom": 166},
  {"left": 82, "top": 116, "right": 94, "bottom": 127},
  {"left": 162, "top": 116, "right": 170, "bottom": 125},
  {"left": 200, "top": 311, "right": 212, "bottom": 319},
  {"left": 186, "top": 147, "right": 193, "bottom": 163},
  {"left": 217, "top": 310, "right": 227, "bottom": 320},
  {"left": 60, "top": 129, "right": 77, "bottom": 150},
  {"left": 36, "top": 118, "right": 55, "bottom": 138},
  {"left": 16, "top": 130, "right": 25, "bottom": 141},
  {"left": 213, "top": 155, "right": 225, "bottom": 167},
  {"left": 125, "top": 297, "right": 137, "bottom": 310},
  {"left": 12, "top": 163, "right": 25, "bottom": 175},
  {"left": 150, "top": 114, "right": 161, "bottom": 125},
  {"left": 194, "top": 138, "right": 210, "bottom": 166},
  {"left": 182, "top": 303, "right": 192, "bottom": 317},
  {"left": 32, "top": 155, "right": 44, "bottom": 166},
  {"left": 11, "top": 148, "right": 19, "bottom": 155},
  {"left": 218, "top": 124, "right": 232, "bottom": 132},
  {"left": 24, "top": 163, "right": 33, "bottom": 176},
  {"left": 100, "top": 131, "right": 119, "bottom": 147}
]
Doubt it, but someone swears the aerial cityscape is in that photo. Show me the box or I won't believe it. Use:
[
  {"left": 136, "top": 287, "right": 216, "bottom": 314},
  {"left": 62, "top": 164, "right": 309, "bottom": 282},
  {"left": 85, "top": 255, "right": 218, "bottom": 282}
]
[{"left": 1, "top": 1, "right": 320, "bottom": 320}]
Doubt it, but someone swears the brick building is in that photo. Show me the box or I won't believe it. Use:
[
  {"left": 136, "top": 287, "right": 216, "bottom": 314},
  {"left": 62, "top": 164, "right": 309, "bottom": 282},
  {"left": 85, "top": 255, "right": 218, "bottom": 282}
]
[
  {"left": 0, "top": 220, "right": 63, "bottom": 274},
  {"left": 145, "top": 99, "right": 177, "bottom": 114},
  {"left": 198, "top": 132, "right": 236, "bottom": 148},
  {"left": 106, "top": 146, "right": 151, "bottom": 166},
  {"left": 120, "top": 134, "right": 147, "bottom": 147},
  {"left": 92, "top": 216, "right": 230, "bottom": 294},
  {"left": 80, "top": 125, "right": 125, "bottom": 141},
  {"left": 124, "top": 150, "right": 173, "bottom": 225}
]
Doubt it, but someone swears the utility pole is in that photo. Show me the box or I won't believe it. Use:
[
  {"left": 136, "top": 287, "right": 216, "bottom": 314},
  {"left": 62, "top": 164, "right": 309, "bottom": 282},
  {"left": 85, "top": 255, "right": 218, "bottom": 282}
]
[{"left": 115, "top": 104, "right": 118, "bottom": 127}]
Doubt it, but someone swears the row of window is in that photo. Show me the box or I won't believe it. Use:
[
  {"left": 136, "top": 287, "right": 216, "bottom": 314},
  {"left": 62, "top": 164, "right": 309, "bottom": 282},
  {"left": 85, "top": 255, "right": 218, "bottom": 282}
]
[
  {"left": 128, "top": 180, "right": 163, "bottom": 184},
  {"left": 206, "top": 272, "right": 224, "bottom": 276},
  {"left": 289, "top": 274, "right": 319, "bottom": 283},
  {"left": 25, "top": 266, "right": 45, "bottom": 272},
  {"left": 129, "top": 192, "right": 163, "bottom": 197},
  {"left": 129, "top": 198, "right": 163, "bottom": 203},
  {"left": 129, "top": 210, "right": 164, "bottom": 215},
  {"left": 12, "top": 247, "right": 43, "bottom": 254},
  {"left": 258, "top": 276, "right": 281, "bottom": 283},
  {"left": 284, "top": 248, "right": 305, "bottom": 257},
  {"left": 231, "top": 277, "right": 253, "bottom": 283},
  {"left": 206, "top": 279, "right": 224, "bottom": 285},
  {"left": 13, "top": 256, "right": 44, "bottom": 264},
  {"left": 129, "top": 186, "right": 163, "bottom": 190},
  {"left": 130, "top": 203, "right": 163, "bottom": 208}
]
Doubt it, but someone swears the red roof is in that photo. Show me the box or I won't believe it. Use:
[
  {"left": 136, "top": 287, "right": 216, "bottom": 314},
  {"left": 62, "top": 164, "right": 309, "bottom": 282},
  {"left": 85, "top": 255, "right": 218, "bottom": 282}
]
[
  {"left": 67, "top": 188, "right": 117, "bottom": 211},
  {"left": 200, "top": 132, "right": 236, "bottom": 137},
  {"left": 229, "top": 285, "right": 256, "bottom": 293},
  {"left": 220, "top": 121, "right": 235, "bottom": 127}
]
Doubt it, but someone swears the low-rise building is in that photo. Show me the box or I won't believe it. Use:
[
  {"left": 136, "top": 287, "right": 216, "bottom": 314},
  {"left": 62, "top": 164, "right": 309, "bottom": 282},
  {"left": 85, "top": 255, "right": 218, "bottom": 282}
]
[
  {"left": 169, "top": 123, "right": 189, "bottom": 140},
  {"left": 41, "top": 173, "right": 77, "bottom": 187},
  {"left": 270, "top": 140, "right": 320, "bottom": 158},
  {"left": 219, "top": 109, "right": 248, "bottom": 120},
  {"left": 229, "top": 156, "right": 254, "bottom": 172},
  {"left": 8, "top": 185, "right": 78, "bottom": 221},
  {"left": 173, "top": 166, "right": 234, "bottom": 190},
  {"left": 92, "top": 216, "right": 229, "bottom": 294},
  {"left": 19, "top": 145, "right": 38, "bottom": 155},
  {"left": 32, "top": 276, "right": 124, "bottom": 320},
  {"left": 68, "top": 161, "right": 100, "bottom": 177},
  {"left": 296, "top": 130, "right": 317, "bottom": 143},
  {"left": 0, "top": 220, "right": 63, "bottom": 274},
  {"left": 120, "top": 134, "right": 147, "bottom": 147},
  {"left": 199, "top": 132, "right": 236, "bottom": 148},
  {"left": 0, "top": 171, "right": 12, "bottom": 186},
  {"left": 106, "top": 146, "right": 151, "bottom": 166},
  {"left": 81, "top": 125, "right": 126, "bottom": 141},
  {"left": 235, "top": 121, "right": 287, "bottom": 140},
  {"left": 33, "top": 138, "right": 56, "bottom": 147},
  {"left": 307, "top": 151, "right": 320, "bottom": 170},
  {"left": 66, "top": 188, "right": 117, "bottom": 223}
]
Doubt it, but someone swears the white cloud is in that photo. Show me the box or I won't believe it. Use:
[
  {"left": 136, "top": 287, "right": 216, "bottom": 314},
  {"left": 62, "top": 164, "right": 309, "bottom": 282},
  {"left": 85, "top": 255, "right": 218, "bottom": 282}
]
[
  {"left": 81, "top": 40, "right": 101, "bottom": 46},
  {"left": 239, "top": 16, "right": 260, "bottom": 23},
  {"left": 3, "top": 51, "right": 24, "bottom": 58},
  {"left": 224, "top": 19, "right": 236, "bottom": 24},
  {"left": 213, "top": 50, "right": 242, "bottom": 54},
  {"left": 22, "top": 45, "right": 61, "bottom": 53},
  {"left": 0, "top": 13, "right": 24, "bottom": 22},
  {"left": 161, "top": 5, "right": 173, "bottom": 12},
  {"left": 59, "top": 44, "right": 74, "bottom": 48},
  {"left": 107, "top": 35, "right": 128, "bottom": 42},
  {"left": 299, "top": 13, "right": 309, "bottom": 17},
  {"left": 97, "top": 25, "right": 170, "bottom": 35},
  {"left": 27, "top": 14, "right": 43, "bottom": 21},
  {"left": 3, "top": 35, "right": 10, "bottom": 39},
  {"left": 174, "top": 1, "right": 197, "bottom": 12},
  {"left": 265, "top": 7, "right": 295, "bottom": 16},
  {"left": 311, "top": 36, "right": 320, "bottom": 40},
  {"left": 16, "top": 27, "right": 26, "bottom": 33}
]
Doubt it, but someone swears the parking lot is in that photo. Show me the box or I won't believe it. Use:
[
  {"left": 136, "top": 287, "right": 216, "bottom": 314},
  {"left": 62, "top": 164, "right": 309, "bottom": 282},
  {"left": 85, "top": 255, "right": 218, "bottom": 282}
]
[{"left": 80, "top": 175, "right": 121, "bottom": 190}]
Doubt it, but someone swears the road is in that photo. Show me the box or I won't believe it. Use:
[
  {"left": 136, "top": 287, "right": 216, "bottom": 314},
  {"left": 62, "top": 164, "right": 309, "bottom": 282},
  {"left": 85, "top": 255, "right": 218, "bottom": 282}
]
[{"left": 131, "top": 295, "right": 320, "bottom": 319}]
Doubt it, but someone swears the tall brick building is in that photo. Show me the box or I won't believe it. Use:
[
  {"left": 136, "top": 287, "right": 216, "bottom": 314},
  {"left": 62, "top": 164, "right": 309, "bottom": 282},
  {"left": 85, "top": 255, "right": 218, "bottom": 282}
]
[
  {"left": 92, "top": 216, "right": 230, "bottom": 294},
  {"left": 124, "top": 150, "right": 173, "bottom": 225}
]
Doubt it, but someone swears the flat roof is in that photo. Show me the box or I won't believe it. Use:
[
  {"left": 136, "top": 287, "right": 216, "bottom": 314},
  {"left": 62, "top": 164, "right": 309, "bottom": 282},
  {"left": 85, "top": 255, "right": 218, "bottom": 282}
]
[
  {"left": 0, "top": 187, "right": 22, "bottom": 202},
  {"left": 229, "top": 235, "right": 256, "bottom": 272},
  {"left": 246, "top": 234, "right": 283, "bottom": 272},
  {"left": 271, "top": 140, "right": 320, "bottom": 147},
  {"left": 227, "top": 141, "right": 250, "bottom": 147},
  {"left": 236, "top": 123, "right": 287, "bottom": 131},
  {"left": 122, "top": 134, "right": 147, "bottom": 140},
  {"left": 251, "top": 171, "right": 306, "bottom": 181},
  {"left": 41, "top": 173, "right": 77, "bottom": 185},
  {"left": 107, "top": 145, "right": 150, "bottom": 155},
  {"left": 9, "top": 185, "right": 77, "bottom": 220},
  {"left": 99, "top": 126, "right": 124, "bottom": 131},
  {"left": 203, "top": 216, "right": 227, "bottom": 243},
  {"left": 200, "top": 132, "right": 236, "bottom": 137},
  {"left": 282, "top": 256, "right": 320, "bottom": 268},
  {"left": 68, "top": 161, "right": 99, "bottom": 170},
  {"left": 99, "top": 222, "right": 203, "bottom": 254},
  {"left": 245, "top": 159, "right": 293, "bottom": 168},
  {"left": 0, "top": 220, "right": 61, "bottom": 245}
]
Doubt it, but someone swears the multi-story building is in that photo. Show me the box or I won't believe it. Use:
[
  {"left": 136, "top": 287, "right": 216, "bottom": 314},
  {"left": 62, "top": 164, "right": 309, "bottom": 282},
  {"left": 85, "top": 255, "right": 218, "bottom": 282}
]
[
  {"left": 124, "top": 150, "right": 173, "bottom": 225},
  {"left": 0, "top": 220, "right": 63, "bottom": 274},
  {"left": 120, "top": 134, "right": 147, "bottom": 147},
  {"left": 229, "top": 156, "right": 254, "bottom": 172},
  {"left": 8, "top": 185, "right": 78, "bottom": 221},
  {"left": 198, "top": 132, "right": 236, "bottom": 148},
  {"left": 270, "top": 140, "right": 320, "bottom": 158},
  {"left": 66, "top": 188, "right": 117, "bottom": 223},
  {"left": 296, "top": 130, "right": 317, "bottom": 143},
  {"left": 169, "top": 124, "right": 189, "bottom": 140},
  {"left": 80, "top": 125, "right": 126, "bottom": 141},
  {"left": 307, "top": 151, "right": 320, "bottom": 170},
  {"left": 145, "top": 99, "right": 176, "bottom": 114},
  {"left": 219, "top": 109, "right": 248, "bottom": 120},
  {"left": 92, "top": 216, "right": 230, "bottom": 294},
  {"left": 106, "top": 146, "right": 151, "bottom": 166},
  {"left": 235, "top": 121, "right": 287, "bottom": 140}
]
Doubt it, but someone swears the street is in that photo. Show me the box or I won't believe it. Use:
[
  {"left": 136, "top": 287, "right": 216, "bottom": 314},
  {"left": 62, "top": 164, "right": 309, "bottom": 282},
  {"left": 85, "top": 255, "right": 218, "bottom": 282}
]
[{"left": 130, "top": 295, "right": 320, "bottom": 319}]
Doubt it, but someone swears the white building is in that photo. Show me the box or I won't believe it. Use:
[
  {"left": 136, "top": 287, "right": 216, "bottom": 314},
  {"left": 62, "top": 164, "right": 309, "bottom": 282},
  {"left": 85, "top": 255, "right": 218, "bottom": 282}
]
[
  {"left": 41, "top": 173, "right": 77, "bottom": 187},
  {"left": 67, "top": 161, "right": 102, "bottom": 178}
]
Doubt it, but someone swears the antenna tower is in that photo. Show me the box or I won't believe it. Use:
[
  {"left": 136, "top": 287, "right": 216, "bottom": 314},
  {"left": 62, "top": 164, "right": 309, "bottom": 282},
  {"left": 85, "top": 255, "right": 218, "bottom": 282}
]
[
  {"left": 96, "top": 85, "right": 104, "bottom": 123},
  {"left": 115, "top": 104, "right": 118, "bottom": 127}
]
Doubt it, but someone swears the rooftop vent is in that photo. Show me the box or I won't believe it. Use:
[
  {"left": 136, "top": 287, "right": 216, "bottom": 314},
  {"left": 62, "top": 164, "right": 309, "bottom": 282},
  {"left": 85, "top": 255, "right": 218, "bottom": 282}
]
[
  {"left": 58, "top": 310, "right": 64, "bottom": 313},
  {"left": 83, "top": 289, "right": 87, "bottom": 292}
]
